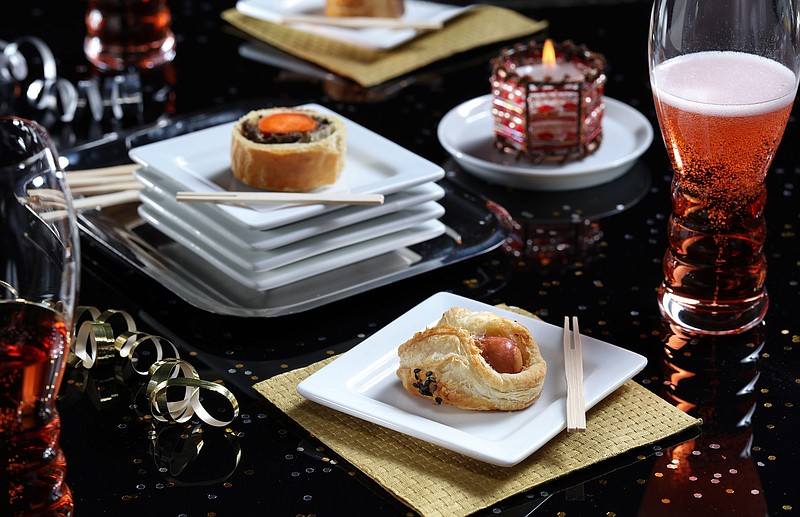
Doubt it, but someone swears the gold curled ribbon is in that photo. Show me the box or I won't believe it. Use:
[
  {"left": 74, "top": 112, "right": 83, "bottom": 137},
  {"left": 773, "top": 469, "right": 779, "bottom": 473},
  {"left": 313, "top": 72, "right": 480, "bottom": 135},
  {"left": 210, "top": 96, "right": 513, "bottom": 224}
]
[
  {"left": 114, "top": 331, "right": 179, "bottom": 375},
  {"left": 69, "top": 306, "right": 239, "bottom": 427},
  {"left": 147, "top": 359, "right": 239, "bottom": 427}
]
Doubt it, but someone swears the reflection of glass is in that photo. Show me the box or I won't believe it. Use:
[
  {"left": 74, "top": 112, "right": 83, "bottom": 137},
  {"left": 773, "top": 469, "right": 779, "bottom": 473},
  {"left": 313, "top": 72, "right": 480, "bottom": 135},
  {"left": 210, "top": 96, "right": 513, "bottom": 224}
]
[
  {"left": 0, "top": 117, "right": 79, "bottom": 516},
  {"left": 84, "top": 0, "right": 176, "bottom": 71},
  {"left": 638, "top": 322, "right": 767, "bottom": 516},
  {"left": 649, "top": 0, "right": 800, "bottom": 335}
]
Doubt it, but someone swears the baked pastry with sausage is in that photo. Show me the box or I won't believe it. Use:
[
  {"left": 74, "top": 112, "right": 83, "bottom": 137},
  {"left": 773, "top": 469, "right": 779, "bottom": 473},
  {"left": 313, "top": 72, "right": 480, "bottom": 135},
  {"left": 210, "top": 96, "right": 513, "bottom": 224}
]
[
  {"left": 396, "top": 307, "right": 547, "bottom": 411},
  {"left": 230, "top": 108, "right": 346, "bottom": 192},
  {"left": 325, "top": 0, "right": 405, "bottom": 18}
]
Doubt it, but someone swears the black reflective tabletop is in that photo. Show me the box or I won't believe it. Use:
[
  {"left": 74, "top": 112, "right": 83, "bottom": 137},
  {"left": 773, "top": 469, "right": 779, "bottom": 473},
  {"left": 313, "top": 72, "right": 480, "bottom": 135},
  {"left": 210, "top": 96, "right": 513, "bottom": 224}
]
[{"left": 3, "top": 1, "right": 800, "bottom": 515}]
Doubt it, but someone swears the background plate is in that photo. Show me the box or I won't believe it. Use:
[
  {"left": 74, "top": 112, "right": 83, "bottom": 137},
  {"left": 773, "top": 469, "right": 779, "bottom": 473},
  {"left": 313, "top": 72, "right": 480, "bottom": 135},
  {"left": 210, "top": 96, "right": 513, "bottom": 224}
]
[{"left": 235, "top": 0, "right": 472, "bottom": 50}]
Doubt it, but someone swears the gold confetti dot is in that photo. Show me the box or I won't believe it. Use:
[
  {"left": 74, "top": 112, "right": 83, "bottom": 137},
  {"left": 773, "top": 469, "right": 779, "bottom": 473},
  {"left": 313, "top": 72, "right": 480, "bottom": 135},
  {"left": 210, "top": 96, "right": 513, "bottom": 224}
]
[
  {"left": 655, "top": 472, "right": 664, "bottom": 478},
  {"left": 326, "top": 350, "right": 336, "bottom": 355},
  {"left": 761, "top": 388, "right": 770, "bottom": 394},
  {"left": 661, "top": 498, "right": 671, "bottom": 504},
  {"left": 235, "top": 363, "right": 244, "bottom": 368},
  {"left": 726, "top": 489, "right": 735, "bottom": 494},
  {"left": 280, "top": 363, "right": 289, "bottom": 369},
  {"left": 781, "top": 329, "right": 790, "bottom": 335},
  {"left": 636, "top": 479, "right": 647, "bottom": 484},
  {"left": 223, "top": 482, "right": 233, "bottom": 488},
  {"left": 764, "top": 403, "right": 773, "bottom": 408},
  {"left": 768, "top": 455, "right": 777, "bottom": 460},
  {"left": 783, "top": 505, "right": 793, "bottom": 511}
]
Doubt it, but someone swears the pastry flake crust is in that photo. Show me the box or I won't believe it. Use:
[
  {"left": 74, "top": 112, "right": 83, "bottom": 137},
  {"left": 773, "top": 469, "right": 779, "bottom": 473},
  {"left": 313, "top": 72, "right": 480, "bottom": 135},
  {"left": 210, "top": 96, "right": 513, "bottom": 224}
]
[
  {"left": 396, "top": 307, "right": 547, "bottom": 411},
  {"left": 230, "top": 108, "right": 346, "bottom": 192}
]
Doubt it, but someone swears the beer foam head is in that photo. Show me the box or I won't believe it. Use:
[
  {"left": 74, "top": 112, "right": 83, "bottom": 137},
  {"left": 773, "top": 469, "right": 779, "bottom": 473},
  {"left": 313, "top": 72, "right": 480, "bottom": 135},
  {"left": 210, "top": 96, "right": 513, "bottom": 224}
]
[{"left": 652, "top": 51, "right": 797, "bottom": 117}]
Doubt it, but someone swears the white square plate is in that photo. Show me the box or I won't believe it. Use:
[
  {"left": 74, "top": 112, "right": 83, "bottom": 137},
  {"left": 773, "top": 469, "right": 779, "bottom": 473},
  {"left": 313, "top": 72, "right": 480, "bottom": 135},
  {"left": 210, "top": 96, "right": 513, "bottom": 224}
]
[
  {"left": 140, "top": 205, "right": 446, "bottom": 291},
  {"left": 140, "top": 190, "right": 444, "bottom": 271},
  {"left": 235, "top": 0, "right": 473, "bottom": 50},
  {"left": 297, "top": 292, "right": 648, "bottom": 466},
  {"left": 129, "top": 103, "right": 445, "bottom": 230},
  {"left": 136, "top": 166, "right": 445, "bottom": 251}
]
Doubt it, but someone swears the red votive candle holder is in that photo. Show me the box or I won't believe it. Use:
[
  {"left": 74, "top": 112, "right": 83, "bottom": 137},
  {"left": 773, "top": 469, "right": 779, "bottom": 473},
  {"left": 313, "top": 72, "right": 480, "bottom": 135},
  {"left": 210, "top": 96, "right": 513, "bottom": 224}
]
[{"left": 491, "top": 39, "right": 606, "bottom": 164}]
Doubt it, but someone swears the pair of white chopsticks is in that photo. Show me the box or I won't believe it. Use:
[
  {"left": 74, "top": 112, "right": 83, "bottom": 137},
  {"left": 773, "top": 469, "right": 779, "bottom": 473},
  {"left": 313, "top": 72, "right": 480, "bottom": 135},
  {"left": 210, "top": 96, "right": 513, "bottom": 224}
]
[{"left": 563, "top": 316, "right": 586, "bottom": 432}]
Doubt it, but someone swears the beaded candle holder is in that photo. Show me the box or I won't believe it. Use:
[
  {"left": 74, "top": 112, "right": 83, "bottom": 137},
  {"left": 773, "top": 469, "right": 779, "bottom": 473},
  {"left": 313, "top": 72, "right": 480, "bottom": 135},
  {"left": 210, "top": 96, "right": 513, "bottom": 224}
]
[{"left": 491, "top": 39, "right": 606, "bottom": 164}]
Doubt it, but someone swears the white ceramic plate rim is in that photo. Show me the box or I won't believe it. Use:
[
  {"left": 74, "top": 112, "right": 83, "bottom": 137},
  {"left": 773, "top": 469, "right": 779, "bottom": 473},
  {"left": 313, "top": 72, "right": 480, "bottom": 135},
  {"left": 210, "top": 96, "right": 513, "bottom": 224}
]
[
  {"left": 235, "top": 0, "right": 472, "bottom": 50},
  {"left": 136, "top": 167, "right": 445, "bottom": 251},
  {"left": 437, "top": 95, "right": 654, "bottom": 190},
  {"left": 297, "top": 292, "right": 648, "bottom": 466},
  {"left": 129, "top": 103, "right": 445, "bottom": 230},
  {"left": 140, "top": 190, "right": 444, "bottom": 271},
  {"left": 140, "top": 206, "right": 446, "bottom": 291}
]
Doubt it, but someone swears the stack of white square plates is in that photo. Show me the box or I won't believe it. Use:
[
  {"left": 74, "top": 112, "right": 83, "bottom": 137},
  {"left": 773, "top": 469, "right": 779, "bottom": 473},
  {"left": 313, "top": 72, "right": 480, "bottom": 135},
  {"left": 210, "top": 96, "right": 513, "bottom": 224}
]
[{"left": 128, "top": 104, "right": 447, "bottom": 293}]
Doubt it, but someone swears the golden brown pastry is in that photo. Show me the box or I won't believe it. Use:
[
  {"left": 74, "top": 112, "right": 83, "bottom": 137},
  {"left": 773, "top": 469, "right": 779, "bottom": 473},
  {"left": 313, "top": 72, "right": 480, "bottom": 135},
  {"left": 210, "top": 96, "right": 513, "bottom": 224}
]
[
  {"left": 396, "top": 307, "right": 547, "bottom": 411},
  {"left": 325, "top": 0, "right": 405, "bottom": 18},
  {"left": 230, "top": 107, "right": 346, "bottom": 192}
]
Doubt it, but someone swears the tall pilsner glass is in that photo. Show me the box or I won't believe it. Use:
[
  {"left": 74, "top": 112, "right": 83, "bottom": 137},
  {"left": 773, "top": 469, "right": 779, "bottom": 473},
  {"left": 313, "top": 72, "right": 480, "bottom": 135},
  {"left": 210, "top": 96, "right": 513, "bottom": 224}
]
[
  {"left": 0, "top": 117, "right": 78, "bottom": 515},
  {"left": 649, "top": 0, "right": 800, "bottom": 334}
]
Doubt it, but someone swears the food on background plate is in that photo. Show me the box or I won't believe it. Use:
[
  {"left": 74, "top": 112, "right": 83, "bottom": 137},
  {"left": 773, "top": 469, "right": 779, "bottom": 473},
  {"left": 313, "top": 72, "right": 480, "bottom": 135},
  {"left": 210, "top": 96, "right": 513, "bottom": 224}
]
[
  {"left": 230, "top": 107, "right": 346, "bottom": 192},
  {"left": 325, "top": 0, "right": 405, "bottom": 18},
  {"left": 396, "top": 307, "right": 547, "bottom": 411}
]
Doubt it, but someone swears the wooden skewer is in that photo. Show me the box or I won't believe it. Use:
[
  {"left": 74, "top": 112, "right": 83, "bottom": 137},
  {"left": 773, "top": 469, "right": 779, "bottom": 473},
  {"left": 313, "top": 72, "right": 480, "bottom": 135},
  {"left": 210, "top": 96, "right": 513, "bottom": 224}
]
[
  {"left": 35, "top": 189, "right": 142, "bottom": 222},
  {"left": 176, "top": 191, "right": 385, "bottom": 206},
  {"left": 65, "top": 163, "right": 140, "bottom": 179},
  {"left": 563, "top": 316, "right": 586, "bottom": 432},
  {"left": 69, "top": 181, "right": 144, "bottom": 195}
]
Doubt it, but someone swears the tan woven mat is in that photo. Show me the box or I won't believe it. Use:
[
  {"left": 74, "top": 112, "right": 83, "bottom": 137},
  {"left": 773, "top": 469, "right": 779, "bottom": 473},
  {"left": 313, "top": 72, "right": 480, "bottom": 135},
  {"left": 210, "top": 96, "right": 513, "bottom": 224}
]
[
  {"left": 254, "top": 356, "right": 700, "bottom": 517},
  {"left": 221, "top": 6, "right": 548, "bottom": 87}
]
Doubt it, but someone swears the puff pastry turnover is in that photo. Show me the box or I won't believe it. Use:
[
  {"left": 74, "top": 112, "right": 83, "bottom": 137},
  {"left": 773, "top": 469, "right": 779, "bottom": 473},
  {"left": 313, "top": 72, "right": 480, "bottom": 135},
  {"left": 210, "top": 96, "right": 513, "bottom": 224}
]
[{"left": 396, "top": 307, "right": 547, "bottom": 411}]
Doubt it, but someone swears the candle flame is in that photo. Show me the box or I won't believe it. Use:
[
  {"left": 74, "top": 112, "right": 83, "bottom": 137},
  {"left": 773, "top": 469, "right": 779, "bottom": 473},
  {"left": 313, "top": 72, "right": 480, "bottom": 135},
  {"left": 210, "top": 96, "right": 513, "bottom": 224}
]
[{"left": 542, "top": 39, "right": 557, "bottom": 70}]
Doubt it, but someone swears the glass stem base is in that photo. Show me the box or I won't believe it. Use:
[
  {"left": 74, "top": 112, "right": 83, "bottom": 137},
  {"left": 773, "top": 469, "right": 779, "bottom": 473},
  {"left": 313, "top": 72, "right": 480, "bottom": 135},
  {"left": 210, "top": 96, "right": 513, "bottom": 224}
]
[{"left": 657, "top": 285, "right": 768, "bottom": 335}]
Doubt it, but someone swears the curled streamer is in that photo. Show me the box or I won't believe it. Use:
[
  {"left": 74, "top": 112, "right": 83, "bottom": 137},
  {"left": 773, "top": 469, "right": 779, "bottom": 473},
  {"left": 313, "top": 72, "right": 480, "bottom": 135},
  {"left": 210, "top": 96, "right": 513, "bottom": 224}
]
[
  {"left": 147, "top": 359, "right": 240, "bottom": 427},
  {"left": 70, "top": 305, "right": 238, "bottom": 427}
]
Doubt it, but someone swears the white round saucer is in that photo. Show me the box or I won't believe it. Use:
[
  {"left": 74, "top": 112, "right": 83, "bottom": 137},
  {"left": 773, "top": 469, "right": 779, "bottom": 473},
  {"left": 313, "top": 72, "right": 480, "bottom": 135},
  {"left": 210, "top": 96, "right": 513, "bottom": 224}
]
[{"left": 437, "top": 95, "right": 654, "bottom": 191}]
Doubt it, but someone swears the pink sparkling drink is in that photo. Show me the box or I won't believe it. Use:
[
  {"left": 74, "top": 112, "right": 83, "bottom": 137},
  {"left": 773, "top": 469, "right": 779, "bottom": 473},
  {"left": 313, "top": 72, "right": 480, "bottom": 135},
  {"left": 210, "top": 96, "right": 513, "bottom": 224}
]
[{"left": 652, "top": 51, "right": 796, "bottom": 333}]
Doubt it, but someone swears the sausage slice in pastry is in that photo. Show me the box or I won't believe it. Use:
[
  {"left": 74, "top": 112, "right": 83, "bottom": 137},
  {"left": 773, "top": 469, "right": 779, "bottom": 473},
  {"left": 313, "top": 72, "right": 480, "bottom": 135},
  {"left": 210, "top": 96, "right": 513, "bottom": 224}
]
[{"left": 396, "top": 307, "right": 547, "bottom": 411}]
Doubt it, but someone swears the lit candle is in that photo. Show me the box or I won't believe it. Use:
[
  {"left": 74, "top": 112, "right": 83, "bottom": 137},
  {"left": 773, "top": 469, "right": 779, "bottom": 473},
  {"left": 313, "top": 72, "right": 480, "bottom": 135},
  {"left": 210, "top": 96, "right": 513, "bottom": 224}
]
[{"left": 513, "top": 39, "right": 584, "bottom": 82}]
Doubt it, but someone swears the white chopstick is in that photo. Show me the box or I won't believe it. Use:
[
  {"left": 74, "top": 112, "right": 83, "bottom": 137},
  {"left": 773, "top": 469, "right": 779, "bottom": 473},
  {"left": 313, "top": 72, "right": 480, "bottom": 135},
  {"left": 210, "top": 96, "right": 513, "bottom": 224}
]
[
  {"left": 278, "top": 14, "right": 443, "bottom": 30},
  {"left": 34, "top": 189, "right": 142, "bottom": 222},
  {"left": 69, "top": 181, "right": 144, "bottom": 195},
  {"left": 563, "top": 316, "right": 586, "bottom": 432},
  {"left": 65, "top": 163, "right": 140, "bottom": 179},
  {"left": 176, "top": 191, "right": 385, "bottom": 206}
]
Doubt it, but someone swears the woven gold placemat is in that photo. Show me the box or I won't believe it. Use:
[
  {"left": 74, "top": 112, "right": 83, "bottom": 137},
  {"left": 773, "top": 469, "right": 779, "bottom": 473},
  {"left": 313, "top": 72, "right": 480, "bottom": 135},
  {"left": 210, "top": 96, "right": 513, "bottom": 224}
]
[
  {"left": 221, "top": 6, "right": 548, "bottom": 87},
  {"left": 254, "top": 357, "right": 700, "bottom": 517}
]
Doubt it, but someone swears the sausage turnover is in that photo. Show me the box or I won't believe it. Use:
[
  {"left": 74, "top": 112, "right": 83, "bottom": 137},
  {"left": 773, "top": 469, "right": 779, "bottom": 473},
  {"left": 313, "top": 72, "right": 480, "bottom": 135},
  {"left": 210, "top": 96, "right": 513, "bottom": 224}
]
[{"left": 396, "top": 307, "right": 547, "bottom": 411}]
